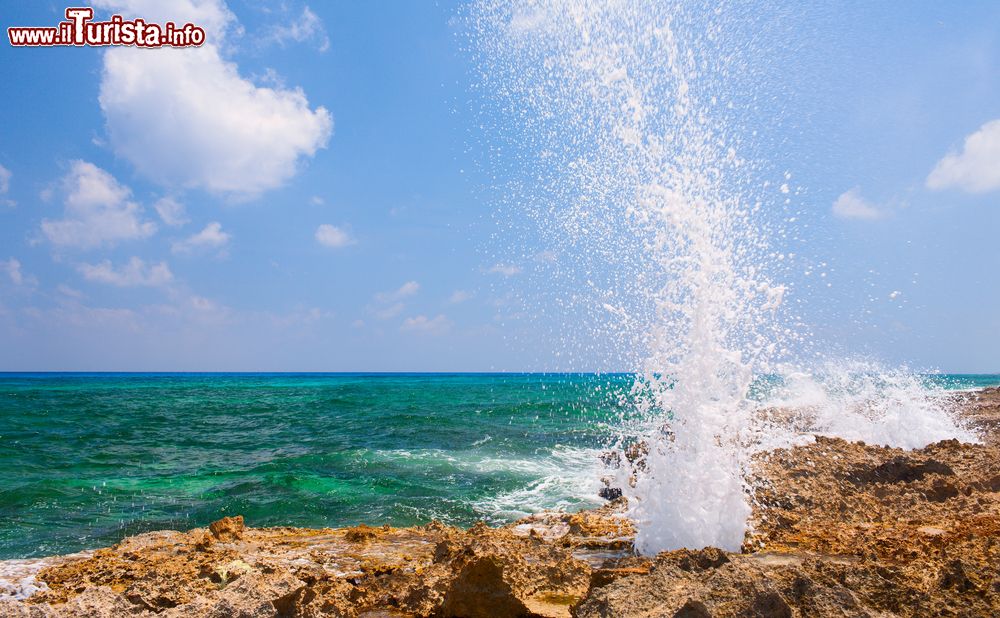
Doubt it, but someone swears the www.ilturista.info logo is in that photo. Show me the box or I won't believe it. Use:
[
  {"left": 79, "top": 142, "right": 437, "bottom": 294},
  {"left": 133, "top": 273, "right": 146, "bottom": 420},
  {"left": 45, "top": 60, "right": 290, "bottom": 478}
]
[{"left": 8, "top": 8, "right": 206, "bottom": 48}]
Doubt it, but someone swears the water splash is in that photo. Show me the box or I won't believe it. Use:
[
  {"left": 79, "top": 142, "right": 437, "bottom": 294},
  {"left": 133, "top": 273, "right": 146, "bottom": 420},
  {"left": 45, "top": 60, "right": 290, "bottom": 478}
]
[
  {"left": 756, "top": 362, "right": 977, "bottom": 450},
  {"left": 470, "top": 0, "right": 973, "bottom": 554}
]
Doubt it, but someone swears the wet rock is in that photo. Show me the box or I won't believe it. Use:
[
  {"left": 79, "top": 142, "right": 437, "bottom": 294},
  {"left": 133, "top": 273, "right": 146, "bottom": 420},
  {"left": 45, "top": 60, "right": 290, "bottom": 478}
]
[
  {"left": 623, "top": 441, "right": 649, "bottom": 470},
  {"left": 598, "top": 450, "right": 621, "bottom": 469},
  {"left": 660, "top": 547, "right": 729, "bottom": 572},
  {"left": 598, "top": 486, "right": 622, "bottom": 501},
  {"left": 588, "top": 564, "right": 651, "bottom": 589}
]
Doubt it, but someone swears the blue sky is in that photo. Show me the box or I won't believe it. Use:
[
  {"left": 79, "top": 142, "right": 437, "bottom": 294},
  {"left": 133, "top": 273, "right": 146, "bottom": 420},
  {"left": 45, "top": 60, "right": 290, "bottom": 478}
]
[{"left": 0, "top": 1, "right": 997, "bottom": 372}]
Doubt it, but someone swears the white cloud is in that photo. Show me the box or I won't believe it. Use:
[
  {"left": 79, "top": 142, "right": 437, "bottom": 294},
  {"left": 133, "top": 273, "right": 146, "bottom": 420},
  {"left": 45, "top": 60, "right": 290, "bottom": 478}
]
[
  {"left": 315, "top": 223, "right": 354, "bottom": 248},
  {"left": 374, "top": 303, "right": 405, "bottom": 320},
  {"left": 488, "top": 263, "right": 523, "bottom": 276},
  {"left": 448, "top": 290, "right": 472, "bottom": 304},
  {"left": 832, "top": 188, "right": 883, "bottom": 221},
  {"left": 926, "top": 119, "right": 1000, "bottom": 193},
  {"left": 265, "top": 6, "right": 329, "bottom": 52},
  {"left": 77, "top": 257, "right": 174, "bottom": 287},
  {"left": 41, "top": 160, "right": 156, "bottom": 248},
  {"left": 95, "top": 0, "right": 332, "bottom": 198},
  {"left": 0, "top": 163, "right": 11, "bottom": 196},
  {"left": 57, "top": 284, "right": 84, "bottom": 298},
  {"left": 172, "top": 221, "right": 231, "bottom": 255},
  {"left": 376, "top": 281, "right": 420, "bottom": 303},
  {"left": 371, "top": 281, "right": 419, "bottom": 320},
  {"left": 154, "top": 197, "right": 189, "bottom": 227},
  {"left": 1, "top": 258, "right": 23, "bottom": 285},
  {"left": 189, "top": 294, "right": 221, "bottom": 312},
  {"left": 400, "top": 314, "right": 451, "bottom": 335},
  {"left": 266, "top": 306, "right": 334, "bottom": 329}
]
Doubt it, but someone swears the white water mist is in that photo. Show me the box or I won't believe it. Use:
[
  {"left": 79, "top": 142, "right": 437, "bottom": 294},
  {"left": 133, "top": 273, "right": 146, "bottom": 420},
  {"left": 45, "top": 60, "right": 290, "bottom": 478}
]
[{"left": 470, "top": 0, "right": 972, "bottom": 554}]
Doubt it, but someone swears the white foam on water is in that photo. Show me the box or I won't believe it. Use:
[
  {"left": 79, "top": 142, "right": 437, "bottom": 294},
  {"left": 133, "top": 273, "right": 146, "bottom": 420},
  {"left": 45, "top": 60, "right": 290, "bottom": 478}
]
[
  {"left": 470, "top": 0, "right": 972, "bottom": 554},
  {"left": 471, "top": 444, "right": 606, "bottom": 520},
  {"left": 0, "top": 560, "right": 46, "bottom": 601},
  {"left": 0, "top": 551, "right": 93, "bottom": 601},
  {"left": 373, "top": 444, "right": 605, "bottom": 520},
  {"left": 757, "top": 361, "right": 978, "bottom": 450}
]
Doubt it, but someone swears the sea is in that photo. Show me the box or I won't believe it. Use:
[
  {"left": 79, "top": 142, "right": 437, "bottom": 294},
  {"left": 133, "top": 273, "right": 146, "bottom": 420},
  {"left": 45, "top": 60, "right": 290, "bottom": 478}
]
[{"left": 1, "top": 372, "right": 997, "bottom": 560}]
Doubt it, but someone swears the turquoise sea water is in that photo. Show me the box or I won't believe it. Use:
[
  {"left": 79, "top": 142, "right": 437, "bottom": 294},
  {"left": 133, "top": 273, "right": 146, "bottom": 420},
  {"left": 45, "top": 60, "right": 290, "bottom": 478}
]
[{"left": 1, "top": 372, "right": 997, "bottom": 559}]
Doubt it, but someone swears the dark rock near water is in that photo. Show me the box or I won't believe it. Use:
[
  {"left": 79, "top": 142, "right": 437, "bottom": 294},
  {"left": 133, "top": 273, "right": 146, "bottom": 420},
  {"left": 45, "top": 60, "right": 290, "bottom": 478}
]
[{"left": 598, "top": 486, "right": 622, "bottom": 501}]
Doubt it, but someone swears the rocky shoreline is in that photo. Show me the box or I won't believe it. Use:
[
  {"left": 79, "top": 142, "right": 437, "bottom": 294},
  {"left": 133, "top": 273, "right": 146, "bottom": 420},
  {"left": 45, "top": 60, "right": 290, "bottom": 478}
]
[{"left": 3, "top": 388, "right": 999, "bottom": 617}]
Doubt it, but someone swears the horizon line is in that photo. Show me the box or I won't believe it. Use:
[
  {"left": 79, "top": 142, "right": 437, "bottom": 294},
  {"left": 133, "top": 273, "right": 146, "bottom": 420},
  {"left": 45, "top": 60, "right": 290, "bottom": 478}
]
[{"left": 1, "top": 370, "right": 998, "bottom": 376}]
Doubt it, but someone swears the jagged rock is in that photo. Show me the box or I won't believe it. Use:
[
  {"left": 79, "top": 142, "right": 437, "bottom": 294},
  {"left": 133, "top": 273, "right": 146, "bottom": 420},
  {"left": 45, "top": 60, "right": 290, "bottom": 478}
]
[
  {"left": 597, "top": 486, "right": 622, "bottom": 501},
  {"left": 344, "top": 524, "right": 380, "bottom": 543},
  {"left": 0, "top": 598, "right": 55, "bottom": 617},
  {"left": 209, "top": 515, "right": 246, "bottom": 542},
  {"left": 846, "top": 455, "right": 954, "bottom": 485},
  {"left": 672, "top": 599, "right": 712, "bottom": 617},
  {"left": 440, "top": 557, "right": 531, "bottom": 617}
]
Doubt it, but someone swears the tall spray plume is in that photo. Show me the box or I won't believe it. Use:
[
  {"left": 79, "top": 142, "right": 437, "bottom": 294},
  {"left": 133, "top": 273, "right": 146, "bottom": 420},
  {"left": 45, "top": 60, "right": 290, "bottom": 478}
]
[{"left": 469, "top": 0, "right": 974, "bottom": 554}]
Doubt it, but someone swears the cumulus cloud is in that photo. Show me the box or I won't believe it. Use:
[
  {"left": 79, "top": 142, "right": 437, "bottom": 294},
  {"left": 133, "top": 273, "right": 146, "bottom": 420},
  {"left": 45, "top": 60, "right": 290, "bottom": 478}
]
[
  {"left": 374, "top": 303, "right": 405, "bottom": 320},
  {"left": 266, "top": 306, "right": 334, "bottom": 329},
  {"left": 77, "top": 257, "right": 174, "bottom": 287},
  {"left": 265, "top": 6, "right": 329, "bottom": 52},
  {"left": 926, "top": 119, "right": 1000, "bottom": 193},
  {"left": 376, "top": 281, "right": 420, "bottom": 303},
  {"left": 315, "top": 223, "right": 354, "bottom": 248},
  {"left": 832, "top": 188, "right": 883, "bottom": 221},
  {"left": 154, "top": 197, "right": 189, "bottom": 227},
  {"left": 57, "top": 284, "right": 84, "bottom": 298},
  {"left": 488, "top": 263, "right": 523, "bottom": 276},
  {"left": 370, "top": 281, "right": 419, "bottom": 320},
  {"left": 95, "top": 0, "right": 333, "bottom": 197},
  {"left": 400, "top": 314, "right": 451, "bottom": 335},
  {"left": 448, "top": 290, "right": 471, "bottom": 304},
  {"left": 1, "top": 258, "right": 23, "bottom": 285},
  {"left": 172, "top": 221, "right": 231, "bottom": 255},
  {"left": 188, "top": 294, "right": 226, "bottom": 315},
  {"left": 0, "top": 164, "right": 12, "bottom": 205},
  {"left": 41, "top": 160, "right": 156, "bottom": 248}
]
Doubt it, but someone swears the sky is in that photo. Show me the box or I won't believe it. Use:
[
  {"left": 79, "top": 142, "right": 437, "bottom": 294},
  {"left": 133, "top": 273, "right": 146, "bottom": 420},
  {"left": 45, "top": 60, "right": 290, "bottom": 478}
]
[{"left": 0, "top": 1, "right": 997, "bottom": 372}]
